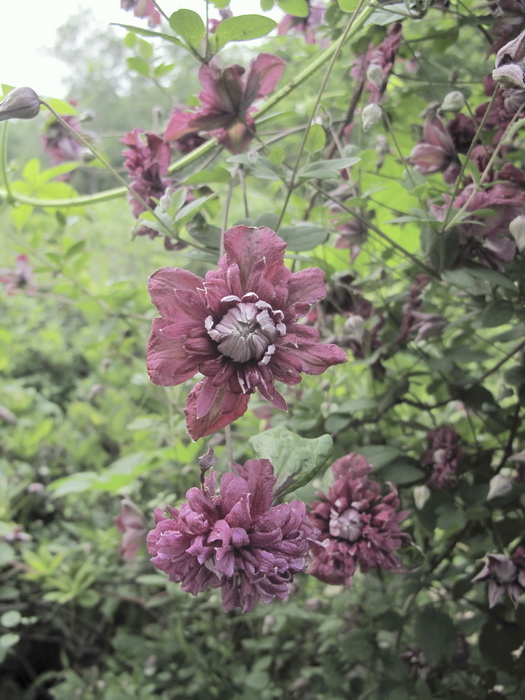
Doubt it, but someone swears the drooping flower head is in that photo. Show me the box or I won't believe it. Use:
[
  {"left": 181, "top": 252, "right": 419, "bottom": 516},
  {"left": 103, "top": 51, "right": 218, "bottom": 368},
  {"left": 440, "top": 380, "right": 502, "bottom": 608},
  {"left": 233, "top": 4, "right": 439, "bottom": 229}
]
[
  {"left": 165, "top": 54, "right": 286, "bottom": 154},
  {"left": 421, "top": 426, "right": 463, "bottom": 489},
  {"left": 147, "top": 459, "right": 312, "bottom": 612},
  {"left": 409, "top": 114, "right": 460, "bottom": 184},
  {"left": 122, "top": 128, "right": 172, "bottom": 218},
  {"left": 146, "top": 225, "right": 347, "bottom": 440},
  {"left": 472, "top": 548, "right": 525, "bottom": 607},
  {"left": 115, "top": 497, "right": 147, "bottom": 563},
  {"left": 308, "top": 454, "right": 409, "bottom": 586}
]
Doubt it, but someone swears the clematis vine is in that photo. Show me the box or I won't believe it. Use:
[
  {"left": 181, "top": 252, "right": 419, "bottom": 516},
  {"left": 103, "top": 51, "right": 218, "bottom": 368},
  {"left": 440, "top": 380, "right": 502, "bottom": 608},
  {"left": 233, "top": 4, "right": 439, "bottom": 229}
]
[
  {"left": 147, "top": 458, "right": 312, "bottom": 612},
  {"left": 308, "top": 454, "right": 409, "bottom": 586},
  {"left": 165, "top": 54, "right": 286, "bottom": 154},
  {"left": 147, "top": 225, "right": 347, "bottom": 439}
]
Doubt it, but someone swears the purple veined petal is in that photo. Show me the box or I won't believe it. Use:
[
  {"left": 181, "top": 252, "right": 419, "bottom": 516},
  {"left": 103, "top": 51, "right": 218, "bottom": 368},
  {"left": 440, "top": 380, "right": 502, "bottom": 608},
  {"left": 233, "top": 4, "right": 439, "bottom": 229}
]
[
  {"left": 285, "top": 267, "right": 327, "bottom": 311},
  {"left": 148, "top": 267, "right": 204, "bottom": 318},
  {"left": 286, "top": 341, "right": 348, "bottom": 375},
  {"left": 235, "top": 459, "right": 277, "bottom": 517},
  {"left": 164, "top": 108, "right": 199, "bottom": 142},
  {"left": 185, "top": 381, "right": 250, "bottom": 440},
  {"left": 223, "top": 225, "right": 287, "bottom": 290},
  {"left": 242, "top": 54, "right": 287, "bottom": 108},
  {"left": 146, "top": 324, "right": 202, "bottom": 386},
  {"left": 219, "top": 474, "right": 250, "bottom": 516}
]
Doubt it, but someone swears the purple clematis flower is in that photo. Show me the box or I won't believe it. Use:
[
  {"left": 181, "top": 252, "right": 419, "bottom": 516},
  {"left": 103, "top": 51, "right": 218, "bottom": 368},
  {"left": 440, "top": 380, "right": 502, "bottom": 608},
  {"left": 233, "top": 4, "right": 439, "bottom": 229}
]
[
  {"left": 422, "top": 426, "right": 462, "bottom": 490},
  {"left": 473, "top": 548, "right": 525, "bottom": 607},
  {"left": 308, "top": 454, "right": 409, "bottom": 586},
  {"left": 0, "top": 255, "right": 36, "bottom": 296},
  {"left": 146, "top": 225, "right": 347, "bottom": 440},
  {"left": 409, "top": 115, "right": 460, "bottom": 184},
  {"left": 165, "top": 54, "right": 286, "bottom": 154},
  {"left": 147, "top": 459, "right": 312, "bottom": 612}
]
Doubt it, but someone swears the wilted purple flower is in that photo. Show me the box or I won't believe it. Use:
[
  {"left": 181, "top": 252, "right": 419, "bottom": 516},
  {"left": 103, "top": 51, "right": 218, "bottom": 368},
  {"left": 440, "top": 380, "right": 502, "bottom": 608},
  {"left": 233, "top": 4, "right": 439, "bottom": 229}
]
[
  {"left": 122, "top": 128, "right": 172, "bottom": 219},
  {"left": 491, "top": 0, "right": 525, "bottom": 53},
  {"left": 41, "top": 114, "right": 87, "bottom": 167},
  {"left": 476, "top": 75, "right": 525, "bottom": 145},
  {"left": 493, "top": 28, "right": 525, "bottom": 87},
  {"left": 472, "top": 548, "right": 525, "bottom": 607},
  {"left": 115, "top": 497, "right": 147, "bottom": 563},
  {"left": 0, "top": 255, "right": 35, "bottom": 296},
  {"left": 308, "top": 454, "right": 409, "bottom": 586},
  {"left": 121, "top": 0, "right": 161, "bottom": 26},
  {"left": 277, "top": 3, "right": 326, "bottom": 45},
  {"left": 409, "top": 115, "right": 460, "bottom": 184},
  {"left": 432, "top": 175, "right": 525, "bottom": 266},
  {"left": 147, "top": 459, "right": 312, "bottom": 612},
  {"left": 422, "top": 426, "right": 462, "bottom": 489},
  {"left": 165, "top": 54, "right": 286, "bottom": 154},
  {"left": 351, "top": 23, "right": 403, "bottom": 103},
  {"left": 146, "top": 225, "right": 347, "bottom": 440}
]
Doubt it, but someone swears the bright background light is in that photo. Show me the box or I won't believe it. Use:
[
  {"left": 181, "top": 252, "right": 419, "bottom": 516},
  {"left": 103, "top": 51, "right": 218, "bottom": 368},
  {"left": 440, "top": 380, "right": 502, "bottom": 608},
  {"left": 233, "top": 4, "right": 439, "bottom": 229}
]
[{"left": 1, "top": 0, "right": 281, "bottom": 98}]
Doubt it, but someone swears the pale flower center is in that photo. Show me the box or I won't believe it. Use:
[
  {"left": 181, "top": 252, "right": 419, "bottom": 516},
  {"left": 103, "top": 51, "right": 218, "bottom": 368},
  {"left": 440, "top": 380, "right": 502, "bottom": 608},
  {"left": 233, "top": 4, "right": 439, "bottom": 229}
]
[
  {"left": 206, "top": 299, "right": 286, "bottom": 364},
  {"left": 329, "top": 507, "right": 362, "bottom": 542}
]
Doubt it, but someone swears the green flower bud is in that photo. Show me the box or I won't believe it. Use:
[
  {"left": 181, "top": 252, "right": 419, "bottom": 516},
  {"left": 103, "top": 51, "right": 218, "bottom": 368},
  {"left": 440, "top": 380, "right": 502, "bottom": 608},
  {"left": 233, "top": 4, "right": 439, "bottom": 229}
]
[
  {"left": 440, "top": 91, "right": 465, "bottom": 113},
  {"left": 0, "top": 87, "right": 41, "bottom": 122},
  {"left": 362, "top": 103, "right": 382, "bottom": 132}
]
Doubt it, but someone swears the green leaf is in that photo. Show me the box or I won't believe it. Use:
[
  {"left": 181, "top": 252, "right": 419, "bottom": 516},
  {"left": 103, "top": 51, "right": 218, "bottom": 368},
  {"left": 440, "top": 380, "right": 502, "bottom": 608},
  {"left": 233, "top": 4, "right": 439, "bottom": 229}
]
[
  {"left": 249, "top": 426, "right": 333, "bottom": 499},
  {"left": 358, "top": 445, "right": 401, "bottom": 469},
  {"left": 126, "top": 57, "right": 151, "bottom": 78},
  {"left": 480, "top": 300, "right": 514, "bottom": 328},
  {"left": 278, "top": 0, "right": 309, "bottom": 17},
  {"left": 169, "top": 10, "right": 205, "bottom": 49},
  {"left": 174, "top": 194, "right": 216, "bottom": 226},
  {"left": 338, "top": 0, "right": 359, "bottom": 11},
  {"left": 1, "top": 611, "right": 21, "bottom": 628},
  {"left": 380, "top": 461, "right": 425, "bottom": 485},
  {"left": 278, "top": 223, "right": 329, "bottom": 251},
  {"left": 214, "top": 15, "right": 277, "bottom": 48},
  {"left": 299, "top": 156, "right": 360, "bottom": 180},
  {"left": 111, "top": 23, "right": 185, "bottom": 49},
  {"left": 465, "top": 264, "right": 516, "bottom": 291},
  {"left": 304, "top": 124, "right": 326, "bottom": 155},
  {"left": 414, "top": 607, "right": 457, "bottom": 665}
]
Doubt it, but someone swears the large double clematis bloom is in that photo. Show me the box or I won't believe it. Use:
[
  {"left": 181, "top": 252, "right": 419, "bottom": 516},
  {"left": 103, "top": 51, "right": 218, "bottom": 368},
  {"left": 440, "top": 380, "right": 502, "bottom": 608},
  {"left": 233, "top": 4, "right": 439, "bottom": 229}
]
[
  {"left": 146, "top": 225, "right": 347, "bottom": 439},
  {"left": 147, "top": 459, "right": 312, "bottom": 612}
]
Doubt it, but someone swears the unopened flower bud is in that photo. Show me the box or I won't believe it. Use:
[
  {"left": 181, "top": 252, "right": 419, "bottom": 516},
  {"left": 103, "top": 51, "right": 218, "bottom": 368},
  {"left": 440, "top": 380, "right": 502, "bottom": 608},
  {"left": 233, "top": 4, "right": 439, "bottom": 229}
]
[
  {"left": 362, "top": 103, "right": 383, "bottom": 132},
  {"left": 509, "top": 215, "right": 525, "bottom": 251},
  {"left": 440, "top": 91, "right": 465, "bottom": 113},
  {"left": 487, "top": 472, "right": 514, "bottom": 501},
  {"left": 0, "top": 87, "right": 41, "bottom": 122},
  {"left": 492, "top": 64, "right": 525, "bottom": 89},
  {"left": 413, "top": 484, "right": 431, "bottom": 510},
  {"left": 366, "top": 64, "right": 384, "bottom": 90}
]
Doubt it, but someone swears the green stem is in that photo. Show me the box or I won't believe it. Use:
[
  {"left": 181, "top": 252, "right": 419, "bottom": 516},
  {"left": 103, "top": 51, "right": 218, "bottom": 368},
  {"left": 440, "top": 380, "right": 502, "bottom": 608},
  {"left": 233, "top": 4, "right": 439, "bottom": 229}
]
[
  {"left": 275, "top": 0, "right": 373, "bottom": 230},
  {"left": 1, "top": 122, "right": 13, "bottom": 204},
  {"left": 0, "top": 4, "right": 374, "bottom": 210}
]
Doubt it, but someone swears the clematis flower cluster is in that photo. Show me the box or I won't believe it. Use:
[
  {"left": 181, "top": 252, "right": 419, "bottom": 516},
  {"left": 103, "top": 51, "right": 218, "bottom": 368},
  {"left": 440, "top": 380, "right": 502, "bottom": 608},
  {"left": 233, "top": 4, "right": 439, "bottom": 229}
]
[
  {"left": 165, "top": 54, "right": 286, "bottom": 154},
  {"left": 41, "top": 114, "right": 88, "bottom": 168},
  {"left": 147, "top": 459, "right": 312, "bottom": 612},
  {"left": 472, "top": 548, "right": 525, "bottom": 607},
  {"left": 308, "top": 454, "right": 409, "bottom": 586},
  {"left": 146, "top": 225, "right": 347, "bottom": 440}
]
